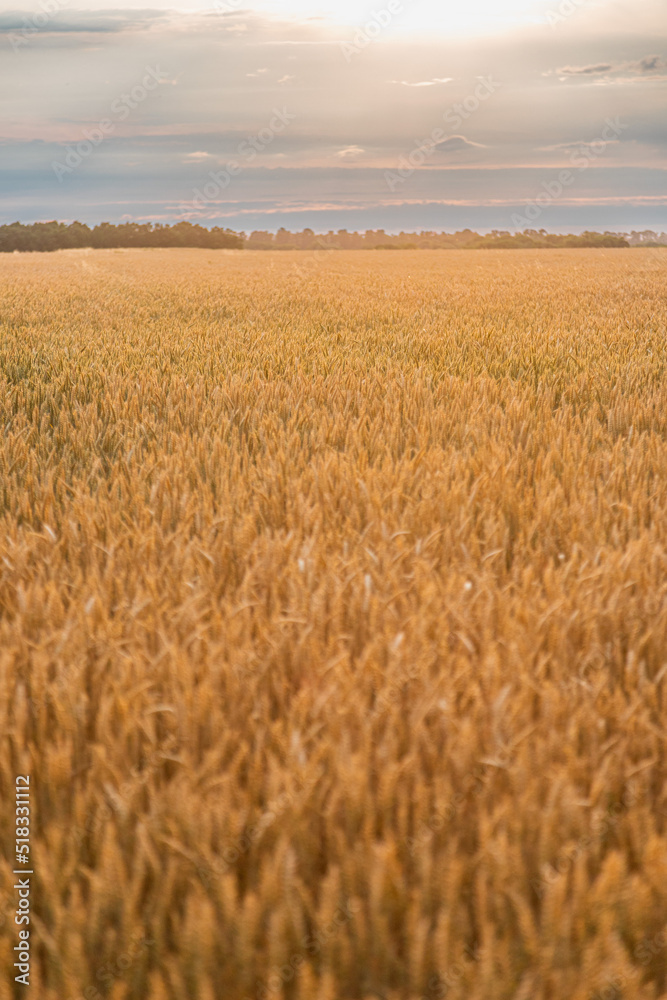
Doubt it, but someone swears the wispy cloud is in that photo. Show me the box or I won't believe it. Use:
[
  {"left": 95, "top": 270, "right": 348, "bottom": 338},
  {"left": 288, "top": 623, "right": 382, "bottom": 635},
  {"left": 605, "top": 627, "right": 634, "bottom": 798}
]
[
  {"left": 556, "top": 62, "right": 613, "bottom": 75},
  {"left": 335, "top": 145, "right": 365, "bottom": 160},
  {"left": 537, "top": 139, "right": 621, "bottom": 152},
  {"left": 388, "top": 77, "right": 454, "bottom": 87},
  {"left": 0, "top": 9, "right": 168, "bottom": 34},
  {"left": 433, "top": 135, "right": 487, "bottom": 152},
  {"left": 554, "top": 53, "right": 666, "bottom": 77}
]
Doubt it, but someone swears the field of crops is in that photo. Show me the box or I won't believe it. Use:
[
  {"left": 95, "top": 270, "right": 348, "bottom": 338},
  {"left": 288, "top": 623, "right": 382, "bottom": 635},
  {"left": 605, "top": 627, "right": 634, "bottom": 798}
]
[{"left": 0, "top": 247, "right": 666, "bottom": 1000}]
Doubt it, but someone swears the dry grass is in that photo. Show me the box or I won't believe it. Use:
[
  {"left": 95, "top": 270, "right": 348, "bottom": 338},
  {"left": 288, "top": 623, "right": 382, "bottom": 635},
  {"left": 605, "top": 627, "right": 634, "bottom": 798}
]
[{"left": 0, "top": 248, "right": 666, "bottom": 1000}]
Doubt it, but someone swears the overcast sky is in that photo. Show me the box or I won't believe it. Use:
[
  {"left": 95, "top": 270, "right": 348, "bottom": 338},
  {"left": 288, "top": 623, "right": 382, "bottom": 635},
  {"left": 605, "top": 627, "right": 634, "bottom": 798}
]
[{"left": 1, "top": 0, "right": 666, "bottom": 231}]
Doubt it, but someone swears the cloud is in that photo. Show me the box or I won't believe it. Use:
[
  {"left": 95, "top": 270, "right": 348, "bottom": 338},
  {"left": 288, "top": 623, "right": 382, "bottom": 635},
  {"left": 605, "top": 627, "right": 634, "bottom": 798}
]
[
  {"left": 0, "top": 9, "right": 168, "bottom": 34},
  {"left": 555, "top": 54, "right": 665, "bottom": 78},
  {"left": 537, "top": 140, "right": 621, "bottom": 153},
  {"left": 638, "top": 54, "right": 666, "bottom": 72},
  {"left": 556, "top": 63, "right": 614, "bottom": 75},
  {"left": 388, "top": 77, "right": 454, "bottom": 87},
  {"left": 433, "top": 135, "right": 487, "bottom": 152},
  {"left": 2, "top": 1, "right": 666, "bottom": 229},
  {"left": 336, "top": 146, "right": 365, "bottom": 160}
]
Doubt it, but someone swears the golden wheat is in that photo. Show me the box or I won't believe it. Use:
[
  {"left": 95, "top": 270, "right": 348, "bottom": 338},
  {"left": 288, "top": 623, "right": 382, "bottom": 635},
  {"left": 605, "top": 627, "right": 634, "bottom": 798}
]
[{"left": 0, "top": 248, "right": 666, "bottom": 1000}]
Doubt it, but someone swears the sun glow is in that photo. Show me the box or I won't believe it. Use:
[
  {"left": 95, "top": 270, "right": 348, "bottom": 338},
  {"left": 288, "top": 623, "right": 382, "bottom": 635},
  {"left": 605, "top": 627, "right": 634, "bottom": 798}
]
[{"left": 246, "top": 0, "right": 555, "bottom": 34}]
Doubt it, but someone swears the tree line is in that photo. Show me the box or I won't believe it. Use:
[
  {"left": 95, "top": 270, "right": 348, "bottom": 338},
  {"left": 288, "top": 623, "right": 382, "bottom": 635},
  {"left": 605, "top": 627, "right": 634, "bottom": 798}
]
[
  {"left": 1, "top": 220, "right": 664, "bottom": 253},
  {"left": 0, "top": 222, "right": 243, "bottom": 252}
]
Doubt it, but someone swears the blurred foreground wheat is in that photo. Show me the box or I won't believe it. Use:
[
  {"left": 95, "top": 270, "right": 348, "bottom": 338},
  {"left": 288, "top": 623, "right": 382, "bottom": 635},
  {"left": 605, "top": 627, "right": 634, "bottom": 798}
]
[{"left": 0, "top": 248, "right": 666, "bottom": 1000}]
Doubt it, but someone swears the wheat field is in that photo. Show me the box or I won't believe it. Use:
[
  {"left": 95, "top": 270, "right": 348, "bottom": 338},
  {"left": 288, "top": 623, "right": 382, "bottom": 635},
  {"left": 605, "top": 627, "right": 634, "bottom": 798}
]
[{"left": 0, "top": 248, "right": 666, "bottom": 1000}]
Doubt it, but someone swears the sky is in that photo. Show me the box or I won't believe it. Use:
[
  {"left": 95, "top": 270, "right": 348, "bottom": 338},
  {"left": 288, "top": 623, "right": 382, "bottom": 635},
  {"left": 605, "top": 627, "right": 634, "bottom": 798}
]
[{"left": 1, "top": 0, "right": 666, "bottom": 232}]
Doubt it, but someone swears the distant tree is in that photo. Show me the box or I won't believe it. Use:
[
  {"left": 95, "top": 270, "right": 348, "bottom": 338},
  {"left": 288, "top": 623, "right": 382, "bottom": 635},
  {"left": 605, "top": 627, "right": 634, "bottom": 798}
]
[{"left": 0, "top": 222, "right": 632, "bottom": 253}]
